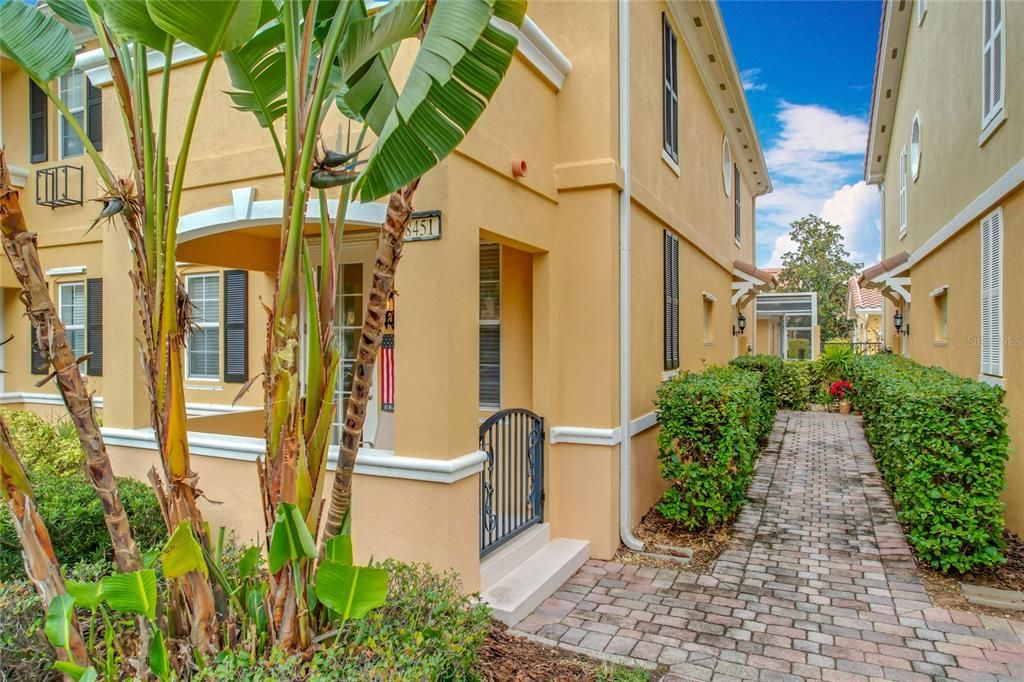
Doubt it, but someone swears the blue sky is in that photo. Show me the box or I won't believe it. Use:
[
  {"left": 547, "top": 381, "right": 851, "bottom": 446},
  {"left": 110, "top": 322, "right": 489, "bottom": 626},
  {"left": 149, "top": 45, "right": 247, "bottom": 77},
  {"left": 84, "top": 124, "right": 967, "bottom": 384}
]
[{"left": 719, "top": 0, "right": 883, "bottom": 268}]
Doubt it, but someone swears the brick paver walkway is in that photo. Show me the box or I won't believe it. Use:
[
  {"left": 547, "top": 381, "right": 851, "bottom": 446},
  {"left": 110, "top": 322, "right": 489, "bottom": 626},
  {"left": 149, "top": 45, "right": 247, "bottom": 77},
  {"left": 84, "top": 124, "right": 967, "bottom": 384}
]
[{"left": 515, "top": 412, "right": 1024, "bottom": 681}]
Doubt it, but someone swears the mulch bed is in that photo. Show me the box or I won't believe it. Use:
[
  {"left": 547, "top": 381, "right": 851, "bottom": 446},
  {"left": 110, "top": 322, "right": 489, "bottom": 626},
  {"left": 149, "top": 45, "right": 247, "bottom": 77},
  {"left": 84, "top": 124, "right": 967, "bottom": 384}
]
[
  {"left": 613, "top": 508, "right": 733, "bottom": 574},
  {"left": 919, "top": 530, "right": 1024, "bottom": 619},
  {"left": 477, "top": 622, "right": 656, "bottom": 681}
]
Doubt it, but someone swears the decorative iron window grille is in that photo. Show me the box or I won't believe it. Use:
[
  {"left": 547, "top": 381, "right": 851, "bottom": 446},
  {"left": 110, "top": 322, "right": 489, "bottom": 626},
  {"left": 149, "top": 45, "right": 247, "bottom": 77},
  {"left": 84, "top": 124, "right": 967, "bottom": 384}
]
[{"left": 35, "top": 165, "right": 83, "bottom": 209}]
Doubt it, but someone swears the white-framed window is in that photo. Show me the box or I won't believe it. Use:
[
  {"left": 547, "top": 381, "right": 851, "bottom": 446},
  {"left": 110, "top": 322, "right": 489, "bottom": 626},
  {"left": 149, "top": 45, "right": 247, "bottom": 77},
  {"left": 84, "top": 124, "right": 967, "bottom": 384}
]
[
  {"left": 722, "top": 136, "right": 732, "bottom": 196},
  {"left": 910, "top": 114, "right": 921, "bottom": 181},
  {"left": 479, "top": 242, "right": 501, "bottom": 409},
  {"left": 898, "top": 146, "right": 908, "bottom": 238},
  {"left": 59, "top": 69, "right": 85, "bottom": 158},
  {"left": 980, "top": 207, "right": 1003, "bottom": 378},
  {"left": 982, "top": 0, "right": 1006, "bottom": 130},
  {"left": 917, "top": 0, "right": 927, "bottom": 26},
  {"left": 662, "top": 13, "right": 679, "bottom": 164},
  {"left": 58, "top": 281, "right": 86, "bottom": 359},
  {"left": 702, "top": 293, "right": 715, "bottom": 343},
  {"left": 186, "top": 273, "right": 221, "bottom": 380},
  {"left": 335, "top": 262, "right": 364, "bottom": 442}
]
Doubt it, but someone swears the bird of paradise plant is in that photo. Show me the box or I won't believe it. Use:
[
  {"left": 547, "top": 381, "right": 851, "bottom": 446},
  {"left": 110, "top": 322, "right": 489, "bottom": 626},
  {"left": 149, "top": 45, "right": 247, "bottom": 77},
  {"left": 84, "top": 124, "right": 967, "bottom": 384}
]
[{"left": 0, "top": 0, "right": 525, "bottom": 674}]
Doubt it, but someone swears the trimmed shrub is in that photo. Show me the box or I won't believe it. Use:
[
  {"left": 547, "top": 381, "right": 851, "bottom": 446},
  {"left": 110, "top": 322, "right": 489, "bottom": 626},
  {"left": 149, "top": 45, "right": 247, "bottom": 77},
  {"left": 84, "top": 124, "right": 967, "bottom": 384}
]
[
  {"left": 199, "top": 560, "right": 491, "bottom": 680},
  {"left": 656, "top": 366, "right": 768, "bottom": 529},
  {"left": 853, "top": 354, "right": 1009, "bottom": 572},
  {"left": 817, "top": 343, "right": 855, "bottom": 384},
  {"left": 779, "top": 361, "right": 811, "bottom": 410},
  {"left": 0, "top": 471, "right": 166, "bottom": 580},
  {"left": 0, "top": 409, "right": 84, "bottom": 477},
  {"left": 730, "top": 354, "right": 784, "bottom": 416}
]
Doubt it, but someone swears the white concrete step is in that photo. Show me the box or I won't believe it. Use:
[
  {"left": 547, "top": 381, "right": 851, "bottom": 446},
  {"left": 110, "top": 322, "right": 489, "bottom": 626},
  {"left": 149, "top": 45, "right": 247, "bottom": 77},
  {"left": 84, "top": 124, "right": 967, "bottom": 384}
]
[
  {"left": 480, "top": 523, "right": 551, "bottom": 589},
  {"left": 481, "top": 537, "right": 590, "bottom": 626}
]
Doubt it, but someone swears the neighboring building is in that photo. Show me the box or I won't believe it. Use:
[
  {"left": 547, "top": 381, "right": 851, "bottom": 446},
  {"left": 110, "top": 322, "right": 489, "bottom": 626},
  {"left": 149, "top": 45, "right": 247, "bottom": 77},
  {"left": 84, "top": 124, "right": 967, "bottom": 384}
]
[
  {"left": 752, "top": 291, "right": 820, "bottom": 361},
  {"left": 0, "top": 1, "right": 771, "bottom": 617},
  {"left": 862, "top": 1, "right": 1024, "bottom": 530},
  {"left": 846, "top": 276, "right": 883, "bottom": 346}
]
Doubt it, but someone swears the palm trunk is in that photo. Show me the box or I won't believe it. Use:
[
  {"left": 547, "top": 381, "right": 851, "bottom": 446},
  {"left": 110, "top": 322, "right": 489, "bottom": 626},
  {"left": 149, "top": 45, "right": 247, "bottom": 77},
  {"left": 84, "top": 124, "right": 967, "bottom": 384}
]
[
  {"left": 0, "top": 151, "right": 143, "bottom": 574},
  {"left": 0, "top": 417, "right": 90, "bottom": 669},
  {"left": 322, "top": 180, "right": 419, "bottom": 540}
]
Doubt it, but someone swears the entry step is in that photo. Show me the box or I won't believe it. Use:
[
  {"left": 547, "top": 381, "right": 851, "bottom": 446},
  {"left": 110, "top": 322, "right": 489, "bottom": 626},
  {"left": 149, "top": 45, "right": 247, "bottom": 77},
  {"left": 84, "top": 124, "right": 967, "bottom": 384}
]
[{"left": 481, "top": 537, "right": 590, "bottom": 626}]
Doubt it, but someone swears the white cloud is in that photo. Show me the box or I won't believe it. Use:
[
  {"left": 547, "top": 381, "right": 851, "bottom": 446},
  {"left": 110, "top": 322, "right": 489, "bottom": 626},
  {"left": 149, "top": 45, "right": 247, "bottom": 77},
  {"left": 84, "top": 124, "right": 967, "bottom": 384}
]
[
  {"left": 758, "top": 102, "right": 880, "bottom": 268},
  {"left": 741, "top": 67, "right": 767, "bottom": 92}
]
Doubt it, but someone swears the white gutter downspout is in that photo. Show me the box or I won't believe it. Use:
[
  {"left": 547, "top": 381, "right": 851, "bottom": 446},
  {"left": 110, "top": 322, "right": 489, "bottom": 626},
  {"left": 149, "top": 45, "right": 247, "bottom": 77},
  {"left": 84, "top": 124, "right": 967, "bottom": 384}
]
[{"left": 618, "top": 0, "right": 644, "bottom": 552}]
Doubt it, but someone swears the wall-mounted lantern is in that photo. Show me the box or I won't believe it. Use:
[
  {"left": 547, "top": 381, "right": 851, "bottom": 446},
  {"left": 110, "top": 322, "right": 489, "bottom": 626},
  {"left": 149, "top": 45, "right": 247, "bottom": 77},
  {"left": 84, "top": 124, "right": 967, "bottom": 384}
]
[
  {"left": 893, "top": 309, "right": 909, "bottom": 336},
  {"left": 732, "top": 312, "right": 747, "bottom": 337}
]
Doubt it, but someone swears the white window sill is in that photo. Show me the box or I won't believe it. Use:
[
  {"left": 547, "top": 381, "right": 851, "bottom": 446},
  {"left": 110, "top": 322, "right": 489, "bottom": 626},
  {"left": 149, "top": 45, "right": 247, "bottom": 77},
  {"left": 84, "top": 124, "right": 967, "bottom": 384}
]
[
  {"left": 703, "top": 340, "right": 714, "bottom": 346},
  {"left": 978, "top": 374, "right": 1005, "bottom": 388},
  {"left": 979, "top": 108, "right": 1007, "bottom": 147},
  {"left": 661, "top": 149, "right": 680, "bottom": 176},
  {"left": 933, "top": 339, "right": 949, "bottom": 347},
  {"left": 661, "top": 369, "right": 679, "bottom": 382}
]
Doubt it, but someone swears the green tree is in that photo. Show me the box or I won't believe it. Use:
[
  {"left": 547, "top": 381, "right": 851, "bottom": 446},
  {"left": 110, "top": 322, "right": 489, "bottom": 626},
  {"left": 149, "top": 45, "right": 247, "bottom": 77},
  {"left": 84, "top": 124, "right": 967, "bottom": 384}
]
[{"left": 777, "top": 215, "right": 862, "bottom": 342}]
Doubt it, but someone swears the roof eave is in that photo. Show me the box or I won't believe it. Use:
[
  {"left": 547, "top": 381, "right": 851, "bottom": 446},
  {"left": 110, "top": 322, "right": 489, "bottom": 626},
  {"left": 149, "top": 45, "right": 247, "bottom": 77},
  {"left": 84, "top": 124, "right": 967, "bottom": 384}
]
[{"left": 865, "top": 0, "right": 912, "bottom": 185}]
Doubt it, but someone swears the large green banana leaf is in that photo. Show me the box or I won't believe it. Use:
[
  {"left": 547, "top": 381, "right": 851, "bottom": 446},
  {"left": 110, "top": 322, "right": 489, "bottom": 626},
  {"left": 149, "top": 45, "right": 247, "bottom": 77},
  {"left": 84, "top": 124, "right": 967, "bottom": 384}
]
[
  {"left": 354, "top": 0, "right": 528, "bottom": 201},
  {"left": 0, "top": 0, "right": 76, "bottom": 83},
  {"left": 99, "top": 569, "right": 158, "bottom": 620},
  {"left": 146, "top": 0, "right": 262, "bottom": 55},
  {"left": 44, "top": 593, "right": 77, "bottom": 650},
  {"left": 47, "top": 0, "right": 94, "bottom": 29},
  {"left": 96, "top": 0, "right": 169, "bottom": 51},
  {"left": 315, "top": 560, "right": 388, "bottom": 622},
  {"left": 223, "top": 22, "right": 287, "bottom": 129}
]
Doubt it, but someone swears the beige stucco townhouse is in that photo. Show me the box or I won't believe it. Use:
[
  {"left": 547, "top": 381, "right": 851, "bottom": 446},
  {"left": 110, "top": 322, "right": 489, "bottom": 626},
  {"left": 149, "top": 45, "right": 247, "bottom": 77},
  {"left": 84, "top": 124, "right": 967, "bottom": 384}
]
[
  {"left": 862, "top": 0, "right": 1024, "bottom": 532},
  {"left": 0, "top": 0, "right": 771, "bottom": 618}
]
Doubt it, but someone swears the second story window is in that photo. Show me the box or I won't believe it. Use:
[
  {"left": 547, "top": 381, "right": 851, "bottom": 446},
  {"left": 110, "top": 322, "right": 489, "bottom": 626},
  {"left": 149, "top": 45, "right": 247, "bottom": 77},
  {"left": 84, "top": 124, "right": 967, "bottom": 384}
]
[
  {"left": 186, "top": 273, "right": 221, "bottom": 380},
  {"left": 662, "top": 14, "right": 679, "bottom": 164},
  {"left": 58, "top": 281, "right": 86, "bottom": 359},
  {"left": 982, "top": 0, "right": 1006, "bottom": 130},
  {"left": 898, "top": 146, "right": 908, "bottom": 238},
  {"left": 57, "top": 69, "right": 102, "bottom": 158},
  {"left": 734, "top": 164, "right": 741, "bottom": 244}
]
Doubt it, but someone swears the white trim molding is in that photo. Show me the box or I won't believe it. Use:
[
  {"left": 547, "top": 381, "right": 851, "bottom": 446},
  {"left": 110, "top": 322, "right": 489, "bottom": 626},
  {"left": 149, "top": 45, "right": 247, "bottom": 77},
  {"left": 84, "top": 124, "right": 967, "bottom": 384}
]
[
  {"left": 178, "top": 190, "right": 387, "bottom": 242},
  {"left": 100, "top": 427, "right": 486, "bottom": 484},
  {"left": 185, "top": 403, "right": 260, "bottom": 417},
  {"left": 549, "top": 411, "right": 659, "bottom": 446},
  {"left": 45, "top": 265, "right": 87, "bottom": 277},
  {"left": 0, "top": 392, "right": 104, "bottom": 408},
  {"left": 493, "top": 16, "right": 572, "bottom": 91},
  {"left": 906, "top": 159, "right": 1024, "bottom": 270},
  {"left": 76, "top": 43, "right": 205, "bottom": 87}
]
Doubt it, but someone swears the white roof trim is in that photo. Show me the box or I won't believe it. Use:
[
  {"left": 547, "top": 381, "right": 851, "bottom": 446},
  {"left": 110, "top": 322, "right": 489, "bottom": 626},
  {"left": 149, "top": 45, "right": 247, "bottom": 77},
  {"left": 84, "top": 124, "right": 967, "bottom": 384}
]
[
  {"left": 101, "top": 426, "right": 487, "bottom": 484},
  {"left": 178, "top": 189, "right": 388, "bottom": 242},
  {"left": 494, "top": 15, "right": 572, "bottom": 91},
  {"left": 76, "top": 43, "right": 205, "bottom": 87},
  {"left": 865, "top": 0, "right": 912, "bottom": 183}
]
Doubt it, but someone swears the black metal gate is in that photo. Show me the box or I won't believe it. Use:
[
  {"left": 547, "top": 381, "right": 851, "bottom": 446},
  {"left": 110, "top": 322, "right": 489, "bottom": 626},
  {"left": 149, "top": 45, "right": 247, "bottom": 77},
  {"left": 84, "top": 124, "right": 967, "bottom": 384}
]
[{"left": 479, "top": 408, "right": 544, "bottom": 557}]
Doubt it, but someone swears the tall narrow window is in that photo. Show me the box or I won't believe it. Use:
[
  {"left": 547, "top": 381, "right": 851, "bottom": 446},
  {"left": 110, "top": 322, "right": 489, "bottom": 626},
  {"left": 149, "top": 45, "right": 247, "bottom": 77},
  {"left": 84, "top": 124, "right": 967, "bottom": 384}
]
[
  {"left": 664, "top": 231, "right": 679, "bottom": 370},
  {"left": 702, "top": 294, "right": 715, "bottom": 344},
  {"left": 734, "top": 164, "right": 742, "bottom": 243},
  {"left": 932, "top": 288, "right": 948, "bottom": 342},
  {"left": 186, "top": 273, "right": 221, "bottom": 379},
  {"left": 662, "top": 14, "right": 679, "bottom": 163},
  {"left": 59, "top": 69, "right": 85, "bottom": 158},
  {"left": 722, "top": 137, "right": 732, "bottom": 196},
  {"left": 980, "top": 208, "right": 1003, "bottom": 377},
  {"left": 898, "top": 146, "right": 908, "bottom": 237},
  {"left": 58, "top": 282, "right": 86, "bottom": 360},
  {"left": 29, "top": 80, "right": 48, "bottom": 163},
  {"left": 982, "top": 0, "right": 1006, "bottom": 129},
  {"left": 480, "top": 243, "right": 501, "bottom": 409},
  {"left": 334, "top": 263, "right": 363, "bottom": 440}
]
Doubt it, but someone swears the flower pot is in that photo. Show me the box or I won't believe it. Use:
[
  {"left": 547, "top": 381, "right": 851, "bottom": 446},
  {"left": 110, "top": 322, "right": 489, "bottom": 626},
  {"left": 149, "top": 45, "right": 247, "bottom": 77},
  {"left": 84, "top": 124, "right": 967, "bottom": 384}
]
[{"left": 838, "top": 399, "right": 851, "bottom": 415}]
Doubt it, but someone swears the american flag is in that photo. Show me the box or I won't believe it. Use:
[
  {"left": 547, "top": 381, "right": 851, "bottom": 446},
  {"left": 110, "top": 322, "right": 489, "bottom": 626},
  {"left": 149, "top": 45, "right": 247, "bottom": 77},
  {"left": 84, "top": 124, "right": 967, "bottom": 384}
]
[{"left": 380, "top": 333, "right": 395, "bottom": 412}]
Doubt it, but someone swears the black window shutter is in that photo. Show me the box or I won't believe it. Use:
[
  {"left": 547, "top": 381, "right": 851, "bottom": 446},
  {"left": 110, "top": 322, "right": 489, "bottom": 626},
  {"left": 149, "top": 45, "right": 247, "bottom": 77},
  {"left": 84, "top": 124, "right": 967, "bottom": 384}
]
[
  {"left": 86, "top": 278, "right": 103, "bottom": 376},
  {"left": 223, "top": 270, "right": 248, "bottom": 383},
  {"left": 86, "top": 78, "right": 103, "bottom": 151},
  {"left": 664, "top": 232, "right": 680, "bottom": 371},
  {"left": 30, "top": 325, "right": 47, "bottom": 375},
  {"left": 29, "top": 80, "right": 48, "bottom": 163}
]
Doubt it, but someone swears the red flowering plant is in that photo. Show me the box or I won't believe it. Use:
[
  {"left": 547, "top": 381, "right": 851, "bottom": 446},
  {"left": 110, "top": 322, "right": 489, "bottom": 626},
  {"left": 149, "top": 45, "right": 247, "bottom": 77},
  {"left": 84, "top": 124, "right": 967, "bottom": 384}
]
[{"left": 829, "top": 380, "right": 853, "bottom": 401}]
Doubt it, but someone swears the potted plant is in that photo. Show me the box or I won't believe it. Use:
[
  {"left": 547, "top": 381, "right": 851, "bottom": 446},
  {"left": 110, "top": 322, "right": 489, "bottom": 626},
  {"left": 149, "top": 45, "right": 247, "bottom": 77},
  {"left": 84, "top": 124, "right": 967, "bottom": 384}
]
[{"left": 829, "top": 380, "right": 854, "bottom": 414}]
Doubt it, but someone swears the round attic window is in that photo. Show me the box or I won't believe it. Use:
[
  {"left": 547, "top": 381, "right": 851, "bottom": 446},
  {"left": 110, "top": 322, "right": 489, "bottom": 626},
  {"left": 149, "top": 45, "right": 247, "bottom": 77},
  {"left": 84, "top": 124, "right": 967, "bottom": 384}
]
[{"left": 910, "top": 114, "right": 921, "bottom": 181}]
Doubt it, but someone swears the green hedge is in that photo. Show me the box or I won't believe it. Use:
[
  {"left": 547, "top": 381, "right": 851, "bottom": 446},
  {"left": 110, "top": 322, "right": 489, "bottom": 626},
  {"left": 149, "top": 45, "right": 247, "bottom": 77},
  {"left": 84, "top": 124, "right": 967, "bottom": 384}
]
[
  {"left": 729, "top": 355, "right": 783, "bottom": 438},
  {"left": 0, "top": 409, "right": 84, "bottom": 477},
  {"left": 656, "top": 365, "right": 771, "bottom": 529},
  {"left": 852, "top": 355, "right": 1009, "bottom": 572},
  {"left": 0, "top": 471, "right": 166, "bottom": 580},
  {"left": 779, "top": 361, "right": 811, "bottom": 410}
]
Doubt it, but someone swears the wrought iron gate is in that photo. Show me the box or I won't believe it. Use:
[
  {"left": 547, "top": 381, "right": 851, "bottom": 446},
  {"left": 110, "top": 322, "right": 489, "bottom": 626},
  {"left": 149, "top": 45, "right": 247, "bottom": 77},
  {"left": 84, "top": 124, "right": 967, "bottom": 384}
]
[{"left": 479, "top": 408, "right": 544, "bottom": 557}]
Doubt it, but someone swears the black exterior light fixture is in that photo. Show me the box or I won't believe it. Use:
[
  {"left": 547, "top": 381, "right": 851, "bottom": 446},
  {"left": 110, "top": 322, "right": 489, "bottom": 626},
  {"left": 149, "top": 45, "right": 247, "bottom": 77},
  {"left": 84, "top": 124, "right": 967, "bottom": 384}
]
[
  {"left": 893, "top": 309, "right": 909, "bottom": 336},
  {"left": 733, "top": 312, "right": 747, "bottom": 336}
]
